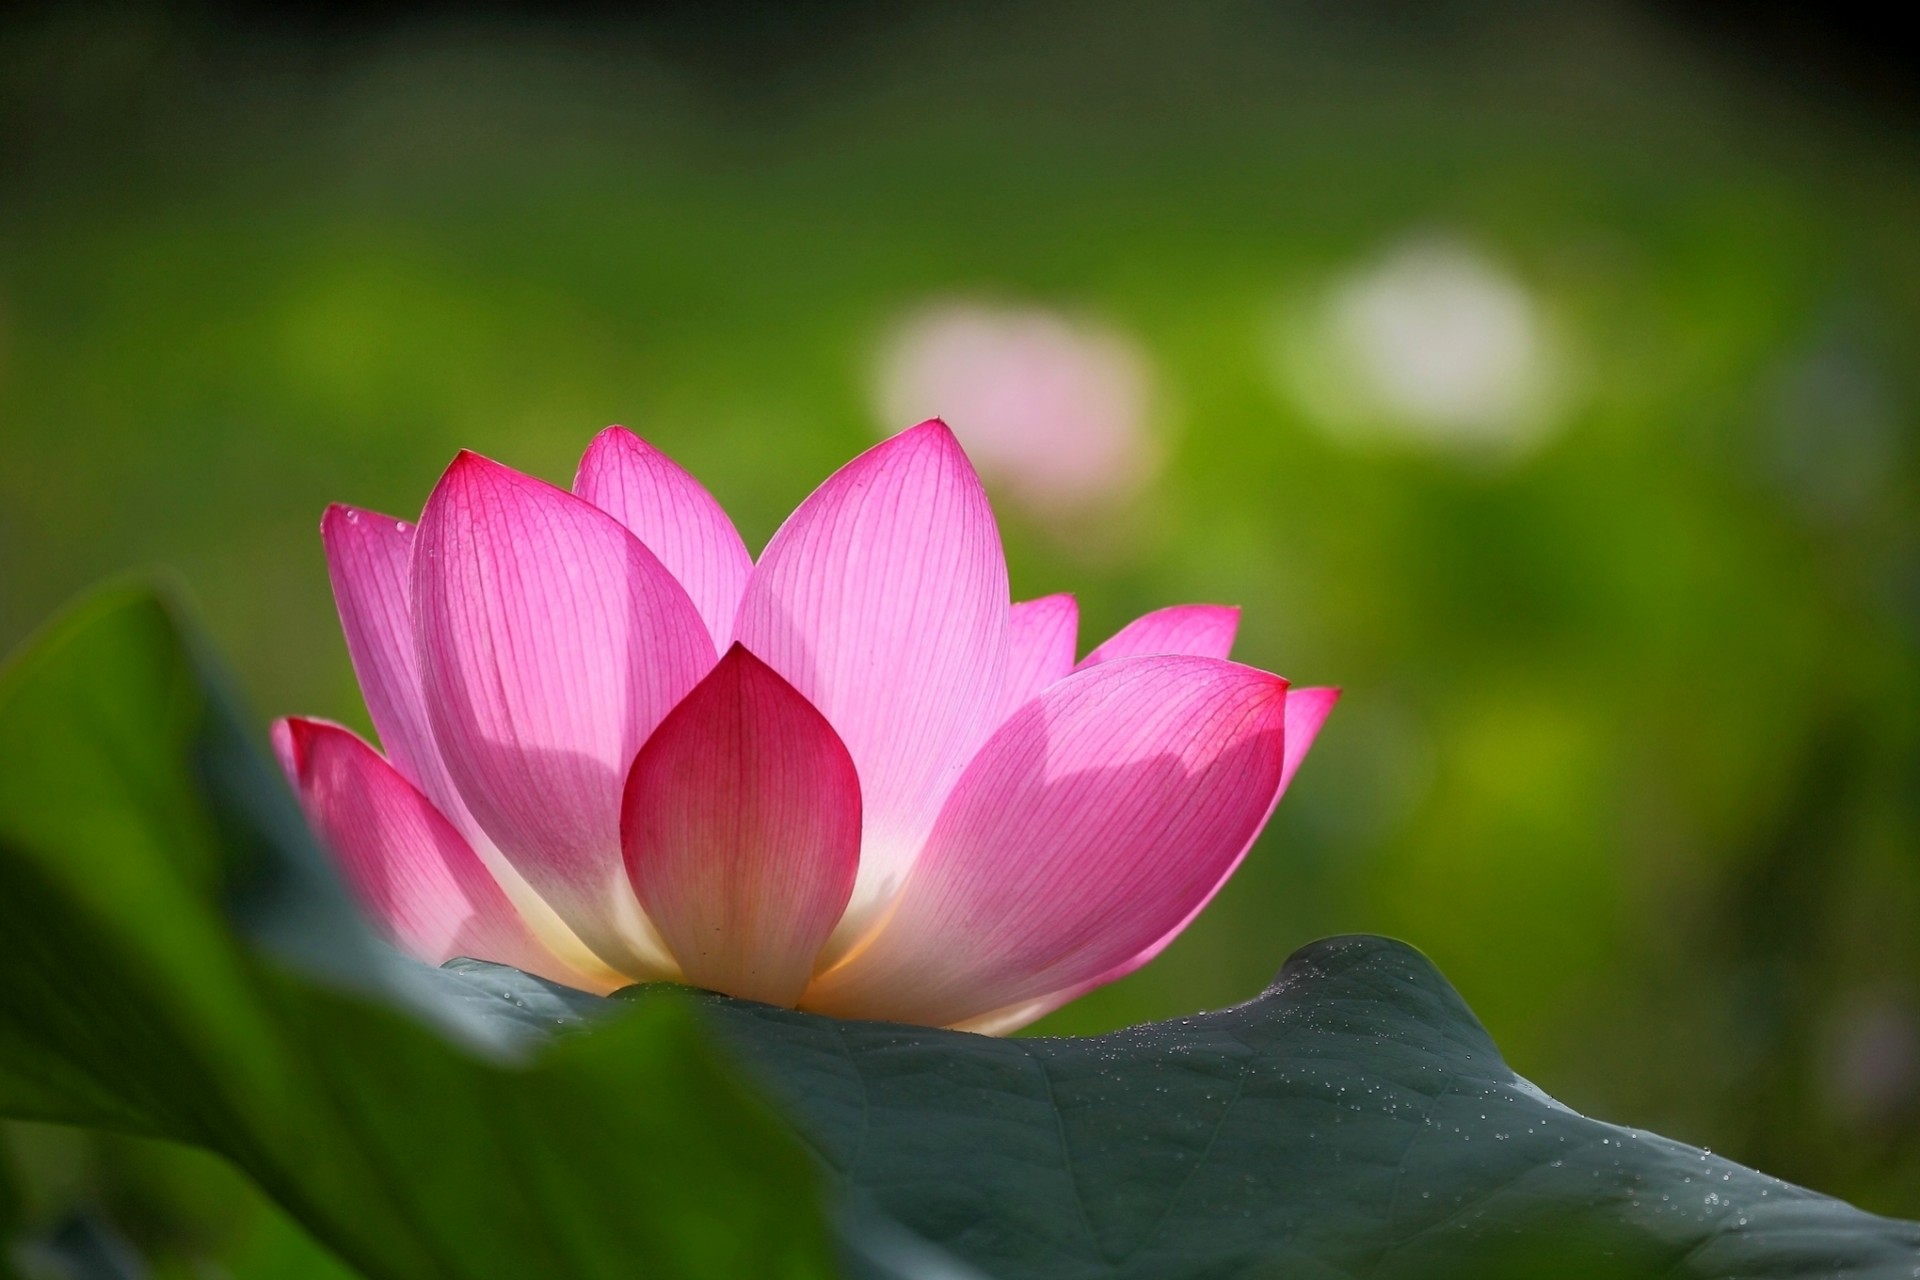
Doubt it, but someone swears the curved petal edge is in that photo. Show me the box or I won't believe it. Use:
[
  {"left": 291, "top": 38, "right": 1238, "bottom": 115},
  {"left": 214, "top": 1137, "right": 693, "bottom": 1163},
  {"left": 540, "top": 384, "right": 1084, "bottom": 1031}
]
[
  {"left": 574, "top": 426, "right": 753, "bottom": 649},
  {"left": 951, "top": 683, "right": 1340, "bottom": 1033},
  {"left": 804, "top": 654, "right": 1288, "bottom": 1028},
  {"left": 734, "top": 420, "right": 1010, "bottom": 952},
  {"left": 623, "top": 645, "right": 861, "bottom": 1007},
  {"left": 273, "top": 717, "right": 613, "bottom": 992},
  {"left": 1000, "top": 594, "right": 1079, "bottom": 719},
  {"left": 411, "top": 450, "right": 713, "bottom": 979},
  {"left": 1080, "top": 603, "right": 1240, "bottom": 668}
]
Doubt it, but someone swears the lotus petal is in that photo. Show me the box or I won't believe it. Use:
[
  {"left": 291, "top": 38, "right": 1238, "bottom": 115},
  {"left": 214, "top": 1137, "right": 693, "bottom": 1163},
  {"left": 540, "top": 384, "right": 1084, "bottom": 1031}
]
[
  {"left": 412, "top": 451, "right": 713, "bottom": 978},
  {"left": 273, "top": 717, "right": 609, "bottom": 990},
  {"left": 574, "top": 427, "right": 753, "bottom": 648},
  {"left": 950, "top": 684, "right": 1339, "bottom": 1034},
  {"left": 805, "top": 655, "right": 1287, "bottom": 1027},
  {"left": 321, "top": 504, "right": 618, "bottom": 981},
  {"left": 734, "top": 421, "right": 1009, "bottom": 949},
  {"left": 1080, "top": 604, "right": 1239, "bottom": 667},
  {"left": 1000, "top": 594, "right": 1078, "bottom": 718},
  {"left": 623, "top": 646, "right": 861, "bottom": 1007}
]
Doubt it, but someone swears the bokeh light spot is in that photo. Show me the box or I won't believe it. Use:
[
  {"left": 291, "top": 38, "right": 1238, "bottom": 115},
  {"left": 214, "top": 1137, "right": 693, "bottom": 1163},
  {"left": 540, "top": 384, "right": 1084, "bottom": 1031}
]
[{"left": 1274, "top": 235, "right": 1573, "bottom": 463}]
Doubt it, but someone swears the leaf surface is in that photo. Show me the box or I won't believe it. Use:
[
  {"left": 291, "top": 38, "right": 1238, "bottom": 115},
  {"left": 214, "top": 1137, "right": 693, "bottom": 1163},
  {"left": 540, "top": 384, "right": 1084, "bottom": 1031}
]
[
  {"left": 444, "top": 934, "right": 1920, "bottom": 1278},
  {"left": 693, "top": 935, "right": 1920, "bottom": 1278}
]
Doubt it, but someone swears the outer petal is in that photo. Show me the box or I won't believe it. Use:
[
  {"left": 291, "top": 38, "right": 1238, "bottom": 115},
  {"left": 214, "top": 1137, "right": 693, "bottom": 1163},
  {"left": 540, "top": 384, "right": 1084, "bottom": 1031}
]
[
  {"left": 622, "top": 645, "right": 861, "bottom": 1007},
  {"left": 322, "top": 505, "right": 441, "bottom": 796},
  {"left": 321, "top": 503, "right": 623, "bottom": 984},
  {"left": 1079, "top": 604, "right": 1239, "bottom": 668},
  {"left": 573, "top": 426, "right": 754, "bottom": 648},
  {"left": 412, "top": 451, "right": 715, "bottom": 978},
  {"left": 733, "top": 420, "right": 1010, "bottom": 950},
  {"left": 803, "top": 655, "right": 1288, "bottom": 1028},
  {"left": 1000, "top": 594, "right": 1078, "bottom": 718},
  {"left": 273, "top": 717, "right": 611, "bottom": 991},
  {"left": 951, "top": 684, "right": 1340, "bottom": 1034}
]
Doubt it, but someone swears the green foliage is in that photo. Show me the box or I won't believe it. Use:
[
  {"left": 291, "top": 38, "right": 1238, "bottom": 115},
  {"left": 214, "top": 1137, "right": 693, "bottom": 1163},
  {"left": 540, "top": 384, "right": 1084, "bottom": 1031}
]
[
  {"left": 0, "top": 1127, "right": 362, "bottom": 1280},
  {"left": 0, "top": 583, "right": 837, "bottom": 1280}
]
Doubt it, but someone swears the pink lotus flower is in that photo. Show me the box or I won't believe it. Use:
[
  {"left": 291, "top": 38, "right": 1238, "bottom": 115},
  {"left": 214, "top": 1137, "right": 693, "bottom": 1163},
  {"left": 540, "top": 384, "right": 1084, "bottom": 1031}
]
[{"left": 274, "top": 422, "right": 1335, "bottom": 1032}]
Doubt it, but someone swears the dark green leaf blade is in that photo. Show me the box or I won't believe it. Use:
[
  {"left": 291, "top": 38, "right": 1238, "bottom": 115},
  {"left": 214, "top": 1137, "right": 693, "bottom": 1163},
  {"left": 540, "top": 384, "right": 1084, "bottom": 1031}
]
[{"left": 682, "top": 936, "right": 1920, "bottom": 1280}]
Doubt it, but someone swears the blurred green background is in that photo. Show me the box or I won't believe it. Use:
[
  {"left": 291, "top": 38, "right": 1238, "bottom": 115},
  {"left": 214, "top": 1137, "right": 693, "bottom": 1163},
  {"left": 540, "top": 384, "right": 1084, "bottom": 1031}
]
[{"left": 4, "top": 0, "right": 1918, "bottom": 1272}]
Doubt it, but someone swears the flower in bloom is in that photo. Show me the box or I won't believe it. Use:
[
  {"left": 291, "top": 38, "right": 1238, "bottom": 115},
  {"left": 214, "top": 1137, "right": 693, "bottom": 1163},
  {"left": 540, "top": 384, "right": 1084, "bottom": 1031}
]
[{"left": 274, "top": 422, "right": 1336, "bottom": 1032}]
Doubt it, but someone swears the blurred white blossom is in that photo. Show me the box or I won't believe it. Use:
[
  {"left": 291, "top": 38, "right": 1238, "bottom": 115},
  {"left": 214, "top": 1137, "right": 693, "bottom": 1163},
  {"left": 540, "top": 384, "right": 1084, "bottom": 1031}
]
[
  {"left": 873, "top": 301, "right": 1159, "bottom": 517},
  {"left": 1274, "top": 236, "right": 1570, "bottom": 461}
]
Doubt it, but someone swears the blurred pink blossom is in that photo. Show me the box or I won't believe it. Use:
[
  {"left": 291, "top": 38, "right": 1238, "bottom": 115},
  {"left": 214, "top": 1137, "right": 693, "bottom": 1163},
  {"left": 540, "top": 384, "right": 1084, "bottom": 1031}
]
[
  {"left": 875, "top": 302, "right": 1159, "bottom": 517},
  {"left": 275, "top": 423, "right": 1333, "bottom": 1031}
]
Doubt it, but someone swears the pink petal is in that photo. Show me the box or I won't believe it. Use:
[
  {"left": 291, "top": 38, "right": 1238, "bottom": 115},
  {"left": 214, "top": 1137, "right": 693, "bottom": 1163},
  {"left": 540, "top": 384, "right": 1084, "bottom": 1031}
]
[
  {"left": 622, "top": 645, "right": 861, "bottom": 1007},
  {"left": 573, "top": 427, "right": 753, "bottom": 648},
  {"left": 733, "top": 420, "right": 1010, "bottom": 948},
  {"left": 1079, "top": 604, "right": 1240, "bottom": 668},
  {"left": 1000, "top": 594, "right": 1078, "bottom": 718},
  {"left": 1277, "top": 685, "right": 1340, "bottom": 794},
  {"left": 273, "top": 717, "right": 612, "bottom": 991},
  {"left": 321, "top": 503, "right": 619, "bottom": 981},
  {"left": 324, "top": 503, "right": 496, "bottom": 858},
  {"left": 322, "top": 505, "right": 441, "bottom": 794},
  {"left": 803, "top": 655, "right": 1288, "bottom": 1028},
  {"left": 949, "top": 684, "right": 1340, "bottom": 1034},
  {"left": 412, "top": 451, "right": 715, "bottom": 978}
]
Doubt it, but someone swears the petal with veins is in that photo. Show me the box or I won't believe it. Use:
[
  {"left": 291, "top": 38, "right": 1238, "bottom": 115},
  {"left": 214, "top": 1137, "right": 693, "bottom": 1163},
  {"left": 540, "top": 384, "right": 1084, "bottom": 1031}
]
[
  {"left": 273, "top": 717, "right": 613, "bottom": 991},
  {"left": 573, "top": 427, "right": 753, "bottom": 648},
  {"left": 321, "top": 503, "right": 621, "bottom": 982},
  {"left": 734, "top": 420, "right": 1009, "bottom": 951},
  {"left": 322, "top": 505, "right": 442, "bottom": 798},
  {"left": 804, "top": 655, "right": 1287, "bottom": 1027},
  {"left": 623, "top": 646, "right": 861, "bottom": 1007},
  {"left": 412, "top": 451, "right": 713, "bottom": 978},
  {"left": 948, "top": 684, "right": 1339, "bottom": 1034},
  {"left": 1000, "top": 594, "right": 1078, "bottom": 718},
  {"left": 1079, "top": 604, "right": 1239, "bottom": 667}
]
